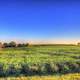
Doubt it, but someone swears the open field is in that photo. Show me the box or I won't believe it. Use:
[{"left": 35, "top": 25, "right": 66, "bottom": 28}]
[
  {"left": 0, "top": 45, "right": 80, "bottom": 79},
  {"left": 0, "top": 45, "right": 80, "bottom": 65}
]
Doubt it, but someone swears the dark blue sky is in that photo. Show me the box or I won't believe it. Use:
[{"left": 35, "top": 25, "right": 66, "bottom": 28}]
[{"left": 0, "top": 0, "right": 80, "bottom": 42}]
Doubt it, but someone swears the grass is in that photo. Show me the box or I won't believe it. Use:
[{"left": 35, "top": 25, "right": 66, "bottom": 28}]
[
  {"left": 0, "top": 45, "right": 80, "bottom": 65},
  {"left": 0, "top": 73, "right": 80, "bottom": 80},
  {"left": 0, "top": 45, "right": 80, "bottom": 77}
]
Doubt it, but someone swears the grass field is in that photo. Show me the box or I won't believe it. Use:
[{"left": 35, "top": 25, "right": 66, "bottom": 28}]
[
  {"left": 0, "top": 45, "right": 80, "bottom": 79},
  {"left": 0, "top": 45, "right": 80, "bottom": 65}
]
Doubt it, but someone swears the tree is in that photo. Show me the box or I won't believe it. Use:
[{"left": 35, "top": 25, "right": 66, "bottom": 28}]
[
  {"left": 8, "top": 41, "right": 16, "bottom": 47},
  {"left": 17, "top": 43, "right": 29, "bottom": 47},
  {"left": 3, "top": 43, "right": 9, "bottom": 48},
  {"left": 25, "top": 43, "right": 29, "bottom": 47},
  {"left": 17, "top": 43, "right": 23, "bottom": 47}
]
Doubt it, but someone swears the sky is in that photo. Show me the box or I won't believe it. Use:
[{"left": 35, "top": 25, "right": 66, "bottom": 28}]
[{"left": 0, "top": 0, "right": 80, "bottom": 43}]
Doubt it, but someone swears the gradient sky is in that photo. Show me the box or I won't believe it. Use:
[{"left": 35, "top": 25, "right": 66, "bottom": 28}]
[{"left": 0, "top": 0, "right": 80, "bottom": 43}]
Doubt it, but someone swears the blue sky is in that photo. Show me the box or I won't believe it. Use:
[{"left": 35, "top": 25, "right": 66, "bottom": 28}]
[{"left": 0, "top": 0, "right": 80, "bottom": 43}]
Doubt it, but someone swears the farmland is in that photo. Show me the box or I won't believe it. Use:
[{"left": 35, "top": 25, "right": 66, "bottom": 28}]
[{"left": 0, "top": 45, "right": 80, "bottom": 79}]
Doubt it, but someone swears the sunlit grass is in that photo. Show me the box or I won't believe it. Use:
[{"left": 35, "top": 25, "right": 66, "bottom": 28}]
[
  {"left": 0, "top": 73, "right": 80, "bottom": 80},
  {"left": 0, "top": 45, "right": 80, "bottom": 78}
]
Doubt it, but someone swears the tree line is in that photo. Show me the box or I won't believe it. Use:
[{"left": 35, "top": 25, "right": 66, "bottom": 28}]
[{"left": 0, "top": 41, "right": 29, "bottom": 48}]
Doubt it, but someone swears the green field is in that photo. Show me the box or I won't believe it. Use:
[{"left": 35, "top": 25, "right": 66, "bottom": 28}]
[
  {"left": 0, "top": 45, "right": 80, "bottom": 77},
  {"left": 0, "top": 45, "right": 80, "bottom": 65}
]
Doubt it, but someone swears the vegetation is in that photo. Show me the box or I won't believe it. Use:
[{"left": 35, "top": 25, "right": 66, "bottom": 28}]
[
  {"left": 0, "top": 44, "right": 80, "bottom": 79},
  {"left": 1, "top": 41, "right": 29, "bottom": 48},
  {"left": 0, "top": 73, "right": 80, "bottom": 80}
]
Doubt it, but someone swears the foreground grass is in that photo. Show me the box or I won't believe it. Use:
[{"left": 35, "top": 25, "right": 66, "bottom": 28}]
[{"left": 0, "top": 73, "right": 80, "bottom": 80}]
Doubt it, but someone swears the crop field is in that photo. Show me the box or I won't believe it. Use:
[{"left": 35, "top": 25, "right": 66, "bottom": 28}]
[{"left": 0, "top": 45, "right": 80, "bottom": 79}]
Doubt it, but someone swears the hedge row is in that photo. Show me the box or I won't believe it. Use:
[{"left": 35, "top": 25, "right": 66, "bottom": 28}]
[{"left": 0, "top": 62, "right": 80, "bottom": 77}]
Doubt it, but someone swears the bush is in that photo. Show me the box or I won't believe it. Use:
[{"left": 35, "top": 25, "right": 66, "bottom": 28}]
[
  {"left": 39, "top": 63, "right": 53, "bottom": 75},
  {"left": 76, "top": 61, "right": 80, "bottom": 67},
  {"left": 56, "top": 63, "right": 63, "bottom": 73},
  {"left": 6, "top": 64, "right": 17, "bottom": 76},
  {"left": 21, "top": 63, "right": 30, "bottom": 75},
  {"left": 60, "top": 63, "right": 70, "bottom": 74},
  {"left": 29, "top": 64, "right": 41, "bottom": 75},
  {"left": 56, "top": 63, "right": 70, "bottom": 74},
  {"left": 0, "top": 63, "right": 5, "bottom": 77},
  {"left": 50, "top": 63, "right": 59, "bottom": 73},
  {"left": 65, "top": 62, "right": 80, "bottom": 73}
]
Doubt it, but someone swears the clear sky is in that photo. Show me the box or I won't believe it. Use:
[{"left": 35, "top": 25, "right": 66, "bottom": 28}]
[{"left": 0, "top": 0, "right": 80, "bottom": 43}]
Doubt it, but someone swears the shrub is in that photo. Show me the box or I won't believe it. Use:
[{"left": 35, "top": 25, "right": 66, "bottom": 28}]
[
  {"left": 50, "top": 63, "right": 59, "bottom": 73},
  {"left": 0, "top": 63, "right": 5, "bottom": 77},
  {"left": 56, "top": 62, "right": 70, "bottom": 74},
  {"left": 21, "top": 63, "right": 30, "bottom": 75},
  {"left": 65, "top": 62, "right": 80, "bottom": 73},
  {"left": 71, "top": 62, "right": 80, "bottom": 72},
  {"left": 39, "top": 63, "right": 53, "bottom": 75},
  {"left": 7, "top": 64, "right": 17, "bottom": 76},
  {"left": 29, "top": 64, "right": 41, "bottom": 75},
  {"left": 61, "top": 63, "right": 70, "bottom": 74},
  {"left": 76, "top": 61, "right": 80, "bottom": 67},
  {"left": 56, "top": 63, "right": 63, "bottom": 73},
  {"left": 39, "top": 63, "right": 60, "bottom": 75}
]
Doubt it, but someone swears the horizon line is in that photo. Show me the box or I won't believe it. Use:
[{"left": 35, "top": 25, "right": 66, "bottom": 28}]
[{"left": 0, "top": 39, "right": 80, "bottom": 44}]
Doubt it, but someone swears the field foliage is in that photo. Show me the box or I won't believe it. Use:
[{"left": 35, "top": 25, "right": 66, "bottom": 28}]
[{"left": 0, "top": 45, "right": 80, "bottom": 77}]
